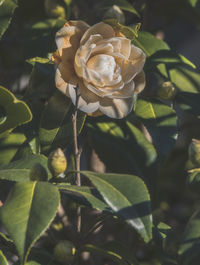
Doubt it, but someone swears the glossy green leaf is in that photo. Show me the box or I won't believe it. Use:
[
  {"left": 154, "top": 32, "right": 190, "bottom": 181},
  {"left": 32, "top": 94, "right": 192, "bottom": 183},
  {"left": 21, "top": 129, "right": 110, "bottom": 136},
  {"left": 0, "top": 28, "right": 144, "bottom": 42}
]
[
  {"left": 87, "top": 119, "right": 157, "bottom": 176},
  {"left": 0, "top": 132, "right": 26, "bottom": 165},
  {"left": 0, "top": 250, "right": 8, "bottom": 265},
  {"left": 149, "top": 50, "right": 196, "bottom": 69},
  {"left": 170, "top": 67, "right": 200, "bottom": 116},
  {"left": 101, "top": 0, "right": 140, "bottom": 17},
  {"left": 39, "top": 91, "right": 86, "bottom": 154},
  {"left": 0, "top": 231, "right": 13, "bottom": 242},
  {"left": 82, "top": 171, "right": 152, "bottom": 243},
  {"left": 0, "top": 182, "right": 60, "bottom": 263},
  {"left": 0, "top": 86, "right": 32, "bottom": 137},
  {"left": 135, "top": 99, "right": 177, "bottom": 157},
  {"left": 179, "top": 208, "right": 200, "bottom": 265},
  {"left": 132, "top": 31, "right": 169, "bottom": 57},
  {"left": 82, "top": 244, "right": 128, "bottom": 265},
  {"left": 0, "top": 154, "right": 50, "bottom": 182},
  {"left": 25, "top": 248, "right": 55, "bottom": 265},
  {"left": 0, "top": 0, "right": 17, "bottom": 39},
  {"left": 57, "top": 184, "right": 110, "bottom": 212}
]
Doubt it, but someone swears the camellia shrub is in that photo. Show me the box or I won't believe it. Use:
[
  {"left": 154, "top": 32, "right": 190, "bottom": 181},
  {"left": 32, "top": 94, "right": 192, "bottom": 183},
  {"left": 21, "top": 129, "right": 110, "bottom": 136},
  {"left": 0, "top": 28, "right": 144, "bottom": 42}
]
[{"left": 1, "top": 0, "right": 200, "bottom": 265}]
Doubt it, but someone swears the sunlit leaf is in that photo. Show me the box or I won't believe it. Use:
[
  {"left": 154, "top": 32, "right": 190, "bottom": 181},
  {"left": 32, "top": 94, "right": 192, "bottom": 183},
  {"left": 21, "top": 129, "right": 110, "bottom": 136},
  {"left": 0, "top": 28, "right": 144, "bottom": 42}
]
[
  {"left": 0, "top": 250, "right": 8, "bottom": 265},
  {"left": 82, "top": 171, "right": 153, "bottom": 243},
  {"left": 0, "top": 182, "right": 60, "bottom": 263}
]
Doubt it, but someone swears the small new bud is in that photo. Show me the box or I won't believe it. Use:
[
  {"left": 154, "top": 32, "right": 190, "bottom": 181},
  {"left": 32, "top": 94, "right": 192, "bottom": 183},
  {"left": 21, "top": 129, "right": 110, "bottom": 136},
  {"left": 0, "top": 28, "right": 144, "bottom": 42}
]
[
  {"left": 157, "top": 81, "right": 177, "bottom": 101},
  {"left": 53, "top": 240, "right": 76, "bottom": 264},
  {"left": 104, "top": 5, "right": 125, "bottom": 25},
  {"left": 48, "top": 148, "right": 67, "bottom": 177},
  {"left": 188, "top": 139, "right": 200, "bottom": 167},
  {"left": 29, "top": 163, "right": 48, "bottom": 181},
  {"left": 44, "top": 0, "right": 66, "bottom": 18}
]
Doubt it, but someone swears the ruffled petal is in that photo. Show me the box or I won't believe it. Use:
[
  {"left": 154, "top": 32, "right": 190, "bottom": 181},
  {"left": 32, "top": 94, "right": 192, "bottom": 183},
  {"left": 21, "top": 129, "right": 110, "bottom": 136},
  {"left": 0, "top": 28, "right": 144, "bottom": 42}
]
[
  {"left": 80, "top": 22, "right": 115, "bottom": 45},
  {"left": 99, "top": 97, "right": 133, "bottom": 119},
  {"left": 134, "top": 71, "right": 146, "bottom": 94},
  {"left": 55, "top": 68, "right": 70, "bottom": 96},
  {"left": 68, "top": 82, "right": 100, "bottom": 113},
  {"left": 107, "top": 79, "right": 135, "bottom": 99}
]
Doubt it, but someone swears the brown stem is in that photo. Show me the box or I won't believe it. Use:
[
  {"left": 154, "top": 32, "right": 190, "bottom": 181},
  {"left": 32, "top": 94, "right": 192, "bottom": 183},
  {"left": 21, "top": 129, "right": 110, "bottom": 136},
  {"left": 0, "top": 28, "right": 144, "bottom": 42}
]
[{"left": 72, "top": 88, "right": 82, "bottom": 233}]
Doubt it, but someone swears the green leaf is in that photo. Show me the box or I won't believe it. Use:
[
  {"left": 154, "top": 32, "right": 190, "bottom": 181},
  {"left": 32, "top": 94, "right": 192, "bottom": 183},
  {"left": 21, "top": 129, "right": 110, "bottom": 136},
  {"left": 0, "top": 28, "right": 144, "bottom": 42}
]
[
  {"left": 179, "top": 208, "right": 200, "bottom": 265},
  {"left": 0, "top": 132, "right": 26, "bottom": 165},
  {"left": 132, "top": 31, "right": 169, "bottom": 57},
  {"left": 101, "top": 0, "right": 140, "bottom": 17},
  {"left": 104, "top": 18, "right": 141, "bottom": 39},
  {"left": 0, "top": 154, "right": 51, "bottom": 182},
  {"left": 0, "top": 231, "right": 13, "bottom": 242},
  {"left": 87, "top": 119, "right": 157, "bottom": 176},
  {"left": 39, "top": 91, "right": 86, "bottom": 154},
  {"left": 81, "top": 244, "right": 128, "bottom": 265},
  {"left": 57, "top": 184, "right": 110, "bottom": 212},
  {"left": 82, "top": 171, "right": 153, "bottom": 243},
  {"left": 0, "top": 182, "right": 60, "bottom": 264},
  {"left": 0, "top": 86, "right": 32, "bottom": 137},
  {"left": 135, "top": 99, "right": 177, "bottom": 157},
  {"left": 149, "top": 50, "right": 196, "bottom": 69},
  {"left": 0, "top": 250, "right": 8, "bottom": 265},
  {"left": 0, "top": 0, "right": 17, "bottom": 39}
]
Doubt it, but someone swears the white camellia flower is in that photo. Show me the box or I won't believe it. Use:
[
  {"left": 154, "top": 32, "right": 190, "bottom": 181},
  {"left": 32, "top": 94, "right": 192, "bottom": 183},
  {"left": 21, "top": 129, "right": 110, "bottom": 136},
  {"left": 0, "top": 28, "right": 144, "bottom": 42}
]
[{"left": 52, "top": 21, "right": 146, "bottom": 119}]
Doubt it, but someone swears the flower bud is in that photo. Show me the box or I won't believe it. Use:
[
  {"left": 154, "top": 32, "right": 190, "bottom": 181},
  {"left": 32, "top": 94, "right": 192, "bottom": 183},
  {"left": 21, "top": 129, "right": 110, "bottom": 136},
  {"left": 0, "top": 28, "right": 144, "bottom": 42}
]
[
  {"left": 44, "top": 0, "right": 66, "bottom": 18},
  {"left": 48, "top": 148, "right": 67, "bottom": 177},
  {"left": 104, "top": 5, "right": 125, "bottom": 25},
  {"left": 29, "top": 163, "right": 48, "bottom": 181},
  {"left": 157, "top": 81, "right": 177, "bottom": 101},
  {"left": 53, "top": 240, "right": 76, "bottom": 264},
  {"left": 188, "top": 139, "right": 200, "bottom": 167}
]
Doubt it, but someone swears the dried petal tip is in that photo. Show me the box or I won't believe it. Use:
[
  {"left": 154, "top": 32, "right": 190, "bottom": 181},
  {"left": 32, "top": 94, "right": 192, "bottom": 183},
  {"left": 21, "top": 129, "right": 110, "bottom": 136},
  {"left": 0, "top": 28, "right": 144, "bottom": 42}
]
[
  {"left": 188, "top": 139, "right": 200, "bottom": 167},
  {"left": 48, "top": 148, "right": 67, "bottom": 177},
  {"left": 157, "top": 81, "right": 177, "bottom": 101},
  {"left": 29, "top": 163, "right": 48, "bottom": 181}
]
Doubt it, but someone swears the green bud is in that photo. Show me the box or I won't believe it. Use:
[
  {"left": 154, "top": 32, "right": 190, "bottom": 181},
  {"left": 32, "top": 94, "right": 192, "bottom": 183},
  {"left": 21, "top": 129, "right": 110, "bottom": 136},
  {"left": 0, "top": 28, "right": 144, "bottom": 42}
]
[
  {"left": 29, "top": 163, "right": 48, "bottom": 181},
  {"left": 54, "top": 240, "right": 76, "bottom": 264},
  {"left": 104, "top": 5, "right": 125, "bottom": 25},
  {"left": 188, "top": 139, "right": 200, "bottom": 167},
  {"left": 48, "top": 148, "right": 67, "bottom": 177},
  {"left": 157, "top": 81, "right": 177, "bottom": 101},
  {"left": 44, "top": 0, "right": 66, "bottom": 18}
]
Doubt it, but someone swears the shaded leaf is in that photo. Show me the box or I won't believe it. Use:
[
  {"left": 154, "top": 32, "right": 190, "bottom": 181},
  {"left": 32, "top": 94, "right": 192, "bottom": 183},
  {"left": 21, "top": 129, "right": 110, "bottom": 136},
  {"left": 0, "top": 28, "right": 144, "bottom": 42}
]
[
  {"left": 102, "top": 0, "right": 140, "bottom": 17},
  {"left": 0, "top": 0, "right": 17, "bottom": 39},
  {"left": 82, "top": 171, "right": 153, "bottom": 243},
  {"left": 135, "top": 99, "right": 177, "bottom": 157},
  {"left": 87, "top": 118, "right": 157, "bottom": 176},
  {"left": 0, "top": 154, "right": 51, "bottom": 182},
  {"left": 0, "top": 182, "right": 60, "bottom": 263},
  {"left": 0, "top": 86, "right": 32, "bottom": 137},
  {"left": 179, "top": 208, "right": 200, "bottom": 265},
  {"left": 0, "top": 133, "right": 26, "bottom": 165},
  {"left": 57, "top": 184, "right": 111, "bottom": 212}
]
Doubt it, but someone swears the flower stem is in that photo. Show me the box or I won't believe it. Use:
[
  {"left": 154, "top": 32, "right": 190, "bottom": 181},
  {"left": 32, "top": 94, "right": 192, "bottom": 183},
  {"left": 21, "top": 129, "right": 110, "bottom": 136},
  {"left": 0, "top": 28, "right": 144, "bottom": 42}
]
[{"left": 72, "top": 89, "right": 82, "bottom": 233}]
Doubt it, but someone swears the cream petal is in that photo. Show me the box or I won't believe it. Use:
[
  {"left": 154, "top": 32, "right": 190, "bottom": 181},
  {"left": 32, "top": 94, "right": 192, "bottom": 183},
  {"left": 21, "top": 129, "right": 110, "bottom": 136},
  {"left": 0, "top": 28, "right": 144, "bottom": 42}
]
[
  {"left": 107, "top": 79, "right": 135, "bottom": 99},
  {"left": 68, "top": 82, "right": 100, "bottom": 113},
  {"left": 97, "top": 37, "right": 131, "bottom": 58},
  {"left": 134, "top": 71, "right": 146, "bottom": 94},
  {"left": 99, "top": 97, "right": 133, "bottom": 119},
  {"left": 80, "top": 22, "right": 115, "bottom": 45},
  {"left": 55, "top": 68, "right": 70, "bottom": 96},
  {"left": 55, "top": 20, "right": 89, "bottom": 51},
  {"left": 57, "top": 61, "right": 78, "bottom": 85},
  {"left": 84, "top": 79, "right": 124, "bottom": 98}
]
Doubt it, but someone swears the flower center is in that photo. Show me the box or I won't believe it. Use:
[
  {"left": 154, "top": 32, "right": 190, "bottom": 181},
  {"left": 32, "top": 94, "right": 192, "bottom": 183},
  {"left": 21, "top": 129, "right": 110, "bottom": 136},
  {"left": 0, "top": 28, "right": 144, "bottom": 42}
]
[{"left": 87, "top": 54, "right": 116, "bottom": 81}]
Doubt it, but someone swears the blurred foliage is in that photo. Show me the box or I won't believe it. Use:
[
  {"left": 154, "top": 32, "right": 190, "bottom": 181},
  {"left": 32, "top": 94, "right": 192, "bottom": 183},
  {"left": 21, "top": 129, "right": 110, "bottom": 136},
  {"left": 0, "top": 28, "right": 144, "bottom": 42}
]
[{"left": 1, "top": 0, "right": 200, "bottom": 265}]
